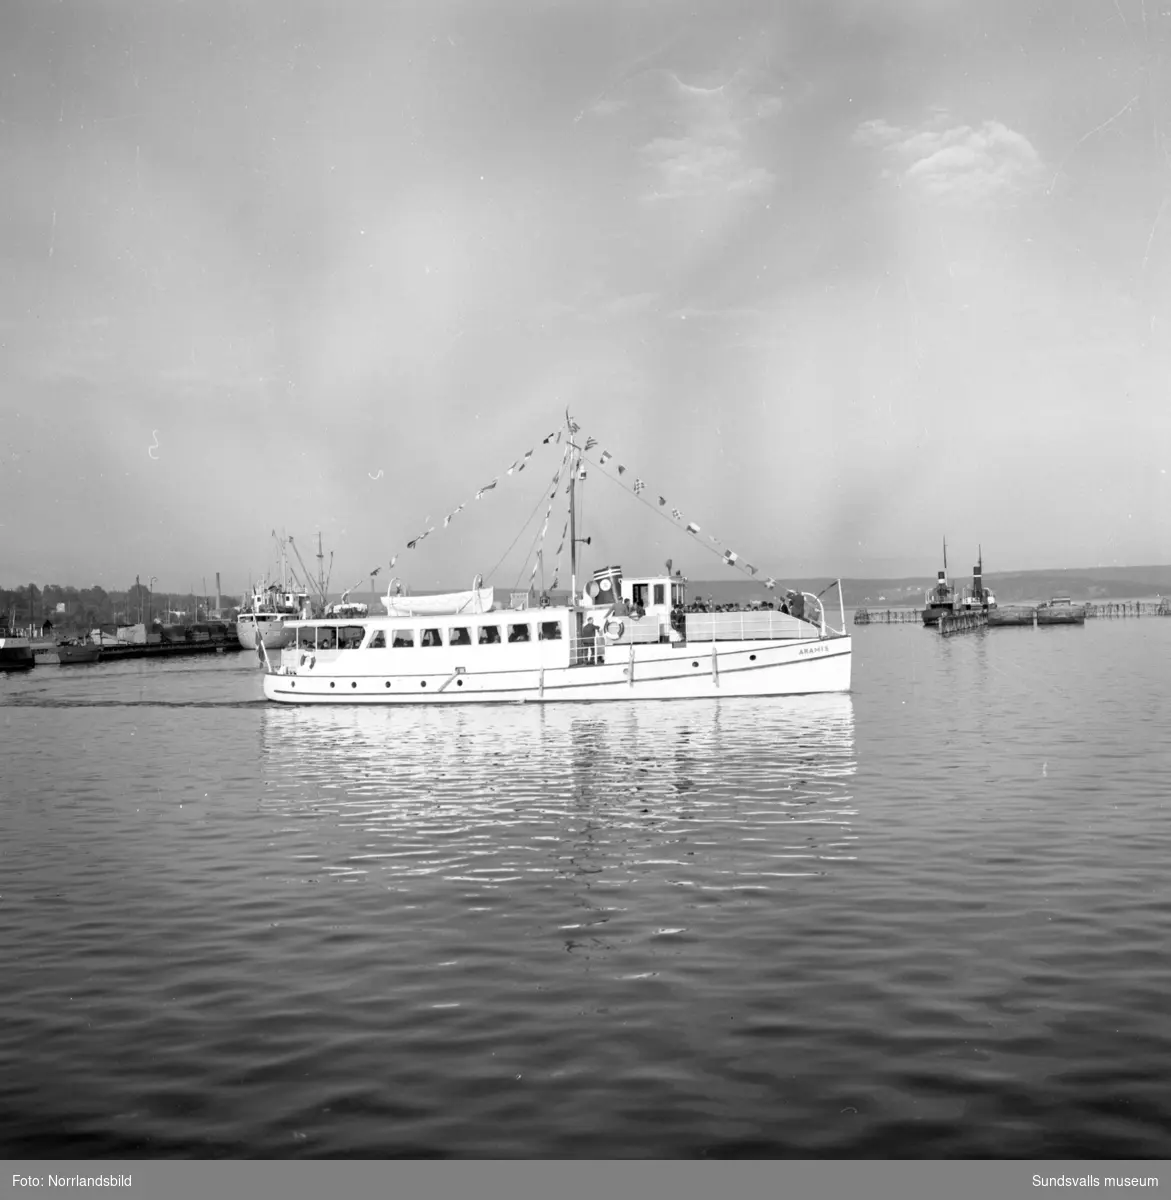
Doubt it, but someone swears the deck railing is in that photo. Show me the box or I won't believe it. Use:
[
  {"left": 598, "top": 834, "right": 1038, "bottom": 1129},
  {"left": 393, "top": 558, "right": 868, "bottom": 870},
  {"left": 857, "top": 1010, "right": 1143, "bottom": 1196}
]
[{"left": 683, "top": 609, "right": 822, "bottom": 642}]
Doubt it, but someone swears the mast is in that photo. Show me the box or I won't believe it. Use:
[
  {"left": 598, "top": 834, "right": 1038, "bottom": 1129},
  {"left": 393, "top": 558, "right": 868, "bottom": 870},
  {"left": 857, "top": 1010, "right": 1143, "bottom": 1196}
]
[
  {"left": 317, "top": 532, "right": 325, "bottom": 609},
  {"left": 569, "top": 419, "right": 577, "bottom": 607}
]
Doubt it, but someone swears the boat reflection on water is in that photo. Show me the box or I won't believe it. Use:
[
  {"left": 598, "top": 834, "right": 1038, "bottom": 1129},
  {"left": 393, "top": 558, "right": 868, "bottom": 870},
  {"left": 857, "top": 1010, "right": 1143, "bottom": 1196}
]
[{"left": 257, "top": 697, "right": 858, "bottom": 896}]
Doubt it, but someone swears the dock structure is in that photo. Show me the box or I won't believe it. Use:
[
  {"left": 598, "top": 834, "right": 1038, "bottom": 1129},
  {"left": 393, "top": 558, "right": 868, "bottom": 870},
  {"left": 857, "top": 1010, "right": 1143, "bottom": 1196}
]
[
  {"left": 856, "top": 600, "right": 1171, "bottom": 628},
  {"left": 939, "top": 610, "right": 987, "bottom": 636},
  {"left": 1085, "top": 601, "right": 1171, "bottom": 618},
  {"left": 853, "top": 608, "right": 921, "bottom": 625}
]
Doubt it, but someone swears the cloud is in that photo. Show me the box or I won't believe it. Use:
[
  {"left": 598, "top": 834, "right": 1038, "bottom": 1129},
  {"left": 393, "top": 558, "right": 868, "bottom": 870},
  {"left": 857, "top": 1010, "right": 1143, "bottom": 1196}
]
[
  {"left": 855, "top": 113, "right": 1042, "bottom": 203},
  {"left": 639, "top": 71, "right": 783, "bottom": 203},
  {"left": 588, "top": 97, "right": 627, "bottom": 119}
]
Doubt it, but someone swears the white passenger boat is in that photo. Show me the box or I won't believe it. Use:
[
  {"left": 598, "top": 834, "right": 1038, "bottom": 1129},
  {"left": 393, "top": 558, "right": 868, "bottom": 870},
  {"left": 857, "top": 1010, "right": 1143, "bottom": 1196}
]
[{"left": 260, "top": 420, "right": 852, "bottom": 705}]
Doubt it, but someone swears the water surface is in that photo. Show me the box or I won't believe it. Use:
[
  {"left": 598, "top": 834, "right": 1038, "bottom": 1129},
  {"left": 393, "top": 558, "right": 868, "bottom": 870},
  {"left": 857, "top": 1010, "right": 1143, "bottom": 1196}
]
[{"left": 1, "top": 622, "right": 1168, "bottom": 1157}]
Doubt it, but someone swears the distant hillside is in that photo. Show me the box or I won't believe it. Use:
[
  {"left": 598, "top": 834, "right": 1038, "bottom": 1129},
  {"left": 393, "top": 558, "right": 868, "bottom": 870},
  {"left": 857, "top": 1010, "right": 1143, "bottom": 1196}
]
[{"left": 683, "top": 566, "right": 1171, "bottom": 608}]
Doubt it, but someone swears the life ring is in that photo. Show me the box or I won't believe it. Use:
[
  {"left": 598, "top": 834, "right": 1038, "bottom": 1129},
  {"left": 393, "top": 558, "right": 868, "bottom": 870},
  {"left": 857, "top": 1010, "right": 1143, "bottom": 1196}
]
[{"left": 603, "top": 619, "right": 625, "bottom": 641}]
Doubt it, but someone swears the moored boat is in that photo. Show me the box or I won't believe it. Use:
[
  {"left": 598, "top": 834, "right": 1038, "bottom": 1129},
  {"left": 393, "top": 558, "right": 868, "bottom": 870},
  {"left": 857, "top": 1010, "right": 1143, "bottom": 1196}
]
[
  {"left": 57, "top": 639, "right": 102, "bottom": 664},
  {"left": 260, "top": 415, "right": 852, "bottom": 705},
  {"left": 1036, "top": 597, "right": 1086, "bottom": 625},
  {"left": 0, "top": 627, "right": 35, "bottom": 671},
  {"left": 236, "top": 585, "right": 309, "bottom": 650},
  {"left": 957, "top": 548, "right": 996, "bottom": 613},
  {"left": 922, "top": 538, "right": 956, "bottom": 626}
]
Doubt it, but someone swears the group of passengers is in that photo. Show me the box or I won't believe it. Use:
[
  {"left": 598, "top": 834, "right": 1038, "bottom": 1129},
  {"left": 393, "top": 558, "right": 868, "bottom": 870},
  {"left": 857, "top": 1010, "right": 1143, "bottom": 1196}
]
[{"left": 682, "top": 590, "right": 808, "bottom": 620}]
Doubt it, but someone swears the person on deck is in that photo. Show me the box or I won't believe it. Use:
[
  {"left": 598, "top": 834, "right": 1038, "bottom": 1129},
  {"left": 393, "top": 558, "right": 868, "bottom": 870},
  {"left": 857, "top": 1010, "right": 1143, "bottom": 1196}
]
[{"left": 581, "top": 617, "right": 598, "bottom": 664}]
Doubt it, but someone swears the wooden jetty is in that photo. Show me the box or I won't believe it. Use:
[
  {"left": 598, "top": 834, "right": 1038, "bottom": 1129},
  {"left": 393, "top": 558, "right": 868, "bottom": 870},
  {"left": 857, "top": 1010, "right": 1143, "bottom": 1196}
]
[
  {"left": 853, "top": 608, "right": 921, "bottom": 625},
  {"left": 858, "top": 600, "right": 1170, "bottom": 628},
  {"left": 1085, "top": 600, "right": 1171, "bottom": 618},
  {"left": 939, "top": 610, "right": 987, "bottom": 636}
]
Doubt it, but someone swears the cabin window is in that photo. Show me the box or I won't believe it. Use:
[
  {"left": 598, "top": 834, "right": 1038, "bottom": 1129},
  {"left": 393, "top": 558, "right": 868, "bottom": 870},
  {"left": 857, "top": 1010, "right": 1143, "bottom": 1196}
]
[
  {"left": 631, "top": 584, "right": 648, "bottom": 608},
  {"left": 298, "top": 629, "right": 315, "bottom": 649},
  {"left": 317, "top": 626, "right": 340, "bottom": 650},
  {"left": 340, "top": 625, "right": 364, "bottom": 649},
  {"left": 367, "top": 630, "right": 386, "bottom": 649},
  {"left": 478, "top": 625, "right": 502, "bottom": 645},
  {"left": 391, "top": 629, "right": 415, "bottom": 648},
  {"left": 449, "top": 626, "right": 472, "bottom": 646},
  {"left": 539, "top": 620, "right": 562, "bottom": 641},
  {"left": 507, "top": 623, "right": 531, "bottom": 643},
  {"left": 672, "top": 583, "right": 684, "bottom": 606},
  {"left": 653, "top": 584, "right": 665, "bottom": 605},
  {"left": 420, "top": 628, "right": 443, "bottom": 648}
]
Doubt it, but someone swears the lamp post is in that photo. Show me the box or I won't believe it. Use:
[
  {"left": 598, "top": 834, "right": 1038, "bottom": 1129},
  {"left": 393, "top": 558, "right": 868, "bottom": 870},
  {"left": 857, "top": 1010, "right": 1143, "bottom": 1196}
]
[{"left": 148, "top": 577, "right": 157, "bottom": 627}]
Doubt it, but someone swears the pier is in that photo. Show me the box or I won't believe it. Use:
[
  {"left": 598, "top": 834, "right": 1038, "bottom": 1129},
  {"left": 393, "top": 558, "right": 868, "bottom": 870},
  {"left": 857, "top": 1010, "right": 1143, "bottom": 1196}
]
[
  {"left": 853, "top": 608, "right": 920, "bottom": 625},
  {"left": 1085, "top": 600, "right": 1170, "bottom": 618},
  {"left": 856, "top": 600, "right": 1170, "bottom": 628},
  {"left": 938, "top": 611, "right": 987, "bottom": 636}
]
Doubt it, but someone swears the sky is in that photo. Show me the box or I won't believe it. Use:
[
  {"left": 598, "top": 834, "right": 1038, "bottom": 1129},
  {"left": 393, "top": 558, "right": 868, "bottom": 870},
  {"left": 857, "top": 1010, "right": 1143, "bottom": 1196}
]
[{"left": 2, "top": 0, "right": 1169, "bottom": 596}]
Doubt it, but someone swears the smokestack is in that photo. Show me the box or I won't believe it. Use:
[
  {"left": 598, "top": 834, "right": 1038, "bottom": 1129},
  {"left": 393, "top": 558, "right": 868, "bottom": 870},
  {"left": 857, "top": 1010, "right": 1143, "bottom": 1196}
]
[{"left": 215, "top": 572, "right": 221, "bottom": 616}]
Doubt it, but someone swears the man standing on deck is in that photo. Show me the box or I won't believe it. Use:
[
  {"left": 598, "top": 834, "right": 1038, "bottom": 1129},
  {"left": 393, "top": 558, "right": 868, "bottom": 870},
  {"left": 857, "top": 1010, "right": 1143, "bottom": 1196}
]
[{"left": 581, "top": 616, "right": 599, "bottom": 664}]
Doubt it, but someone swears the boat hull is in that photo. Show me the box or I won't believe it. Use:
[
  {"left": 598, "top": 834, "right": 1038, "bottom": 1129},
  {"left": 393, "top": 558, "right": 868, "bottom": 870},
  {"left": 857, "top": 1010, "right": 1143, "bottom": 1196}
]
[
  {"left": 31, "top": 642, "right": 60, "bottom": 665},
  {"left": 0, "top": 645, "right": 35, "bottom": 671},
  {"left": 262, "top": 635, "right": 852, "bottom": 705},
  {"left": 58, "top": 643, "right": 102, "bottom": 664},
  {"left": 236, "top": 614, "right": 290, "bottom": 650}
]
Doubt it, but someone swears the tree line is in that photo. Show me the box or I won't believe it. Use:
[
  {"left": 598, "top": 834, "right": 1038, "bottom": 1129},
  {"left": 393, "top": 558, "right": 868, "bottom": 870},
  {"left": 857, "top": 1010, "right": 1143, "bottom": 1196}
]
[{"left": 0, "top": 583, "right": 241, "bottom": 634}]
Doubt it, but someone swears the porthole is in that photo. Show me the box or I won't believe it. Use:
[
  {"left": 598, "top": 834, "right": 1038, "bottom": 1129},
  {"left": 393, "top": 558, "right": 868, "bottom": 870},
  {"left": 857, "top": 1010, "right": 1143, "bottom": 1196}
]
[
  {"left": 692, "top": 661, "right": 699, "bottom": 668},
  {"left": 385, "top": 681, "right": 391, "bottom": 688},
  {"left": 456, "top": 679, "right": 463, "bottom": 687},
  {"left": 351, "top": 681, "right": 357, "bottom": 689},
  {"left": 750, "top": 654, "right": 757, "bottom": 661},
  {"left": 291, "top": 681, "right": 296, "bottom": 688},
  {"left": 330, "top": 681, "right": 335, "bottom": 688},
  {"left": 420, "top": 680, "right": 427, "bottom": 688}
]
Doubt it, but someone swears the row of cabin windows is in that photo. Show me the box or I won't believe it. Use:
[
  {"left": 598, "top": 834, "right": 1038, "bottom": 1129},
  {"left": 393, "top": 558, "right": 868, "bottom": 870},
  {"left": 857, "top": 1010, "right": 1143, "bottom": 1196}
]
[
  {"left": 627, "top": 583, "right": 683, "bottom": 608},
  {"left": 295, "top": 621, "right": 564, "bottom": 650},
  {"left": 630, "top": 583, "right": 666, "bottom": 608}
]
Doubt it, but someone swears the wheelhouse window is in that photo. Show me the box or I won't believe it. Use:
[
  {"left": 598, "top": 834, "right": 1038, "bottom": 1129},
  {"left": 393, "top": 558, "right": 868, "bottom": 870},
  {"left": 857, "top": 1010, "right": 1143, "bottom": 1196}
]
[
  {"left": 420, "top": 628, "right": 443, "bottom": 647},
  {"left": 539, "top": 620, "right": 562, "bottom": 641},
  {"left": 478, "top": 625, "right": 502, "bottom": 645},
  {"left": 449, "top": 626, "right": 472, "bottom": 646},
  {"left": 507, "top": 623, "right": 531, "bottom": 643},
  {"left": 316, "top": 626, "right": 340, "bottom": 650},
  {"left": 391, "top": 629, "right": 415, "bottom": 648},
  {"left": 340, "top": 626, "right": 364, "bottom": 649},
  {"left": 671, "top": 583, "right": 685, "bottom": 606},
  {"left": 631, "top": 584, "right": 648, "bottom": 608},
  {"left": 653, "top": 584, "right": 665, "bottom": 605},
  {"left": 367, "top": 630, "right": 387, "bottom": 649}
]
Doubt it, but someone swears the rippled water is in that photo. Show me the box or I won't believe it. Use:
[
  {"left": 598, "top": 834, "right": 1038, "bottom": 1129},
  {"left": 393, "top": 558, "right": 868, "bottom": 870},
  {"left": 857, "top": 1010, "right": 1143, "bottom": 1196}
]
[{"left": 2, "top": 622, "right": 1169, "bottom": 1158}]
